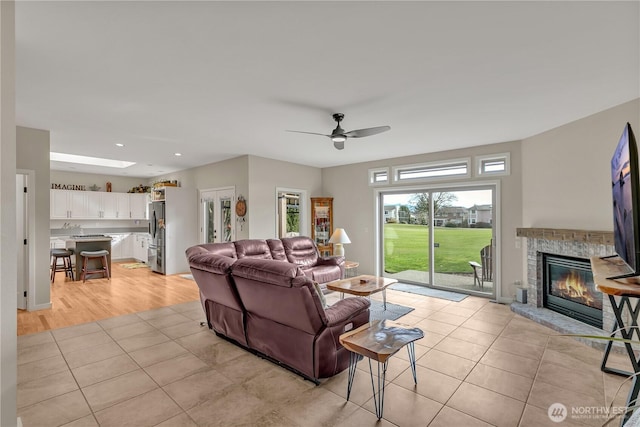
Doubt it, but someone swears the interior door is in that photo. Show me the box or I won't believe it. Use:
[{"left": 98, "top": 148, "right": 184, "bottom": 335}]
[
  {"left": 16, "top": 174, "right": 27, "bottom": 310},
  {"left": 200, "top": 187, "right": 235, "bottom": 243}
]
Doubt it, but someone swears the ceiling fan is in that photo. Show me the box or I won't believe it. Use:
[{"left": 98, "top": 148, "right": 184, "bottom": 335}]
[{"left": 287, "top": 113, "right": 390, "bottom": 150}]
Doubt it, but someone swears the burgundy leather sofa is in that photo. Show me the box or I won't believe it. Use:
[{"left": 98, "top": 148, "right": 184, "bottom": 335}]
[{"left": 186, "top": 245, "right": 370, "bottom": 382}]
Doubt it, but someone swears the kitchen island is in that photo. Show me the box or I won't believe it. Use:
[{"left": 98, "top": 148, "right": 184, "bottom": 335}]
[{"left": 65, "top": 235, "right": 113, "bottom": 281}]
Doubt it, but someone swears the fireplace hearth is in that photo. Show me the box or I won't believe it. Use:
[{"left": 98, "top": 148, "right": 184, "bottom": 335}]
[{"left": 542, "top": 253, "right": 603, "bottom": 329}]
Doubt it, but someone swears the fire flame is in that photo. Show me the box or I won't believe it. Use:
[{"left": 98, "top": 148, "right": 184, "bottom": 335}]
[{"left": 553, "top": 271, "right": 603, "bottom": 310}]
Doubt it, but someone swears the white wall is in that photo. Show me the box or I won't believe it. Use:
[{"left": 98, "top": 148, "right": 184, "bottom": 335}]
[
  {"left": 154, "top": 155, "right": 323, "bottom": 241},
  {"left": 17, "top": 127, "right": 51, "bottom": 309},
  {"left": 0, "top": 1, "right": 17, "bottom": 425},
  {"left": 247, "top": 155, "right": 322, "bottom": 239},
  {"left": 322, "top": 140, "right": 523, "bottom": 302},
  {"left": 522, "top": 98, "right": 640, "bottom": 230},
  {"left": 155, "top": 155, "right": 250, "bottom": 239}
]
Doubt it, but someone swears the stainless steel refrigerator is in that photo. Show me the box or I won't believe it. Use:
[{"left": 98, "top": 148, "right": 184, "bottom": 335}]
[
  {"left": 147, "top": 187, "right": 198, "bottom": 275},
  {"left": 148, "top": 201, "right": 166, "bottom": 274}
]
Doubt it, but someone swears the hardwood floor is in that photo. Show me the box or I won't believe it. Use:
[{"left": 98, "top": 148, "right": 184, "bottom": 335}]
[{"left": 17, "top": 263, "right": 200, "bottom": 336}]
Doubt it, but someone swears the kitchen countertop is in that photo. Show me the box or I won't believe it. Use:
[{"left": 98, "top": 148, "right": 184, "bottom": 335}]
[{"left": 66, "top": 236, "right": 113, "bottom": 243}]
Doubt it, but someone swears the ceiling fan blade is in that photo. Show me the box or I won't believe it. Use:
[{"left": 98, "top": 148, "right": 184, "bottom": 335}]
[
  {"left": 286, "top": 130, "right": 330, "bottom": 137},
  {"left": 344, "top": 126, "right": 391, "bottom": 138},
  {"left": 333, "top": 140, "right": 345, "bottom": 150}
]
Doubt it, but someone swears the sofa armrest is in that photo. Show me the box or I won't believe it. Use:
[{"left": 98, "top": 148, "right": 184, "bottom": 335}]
[
  {"left": 317, "top": 256, "right": 344, "bottom": 267},
  {"left": 324, "top": 297, "right": 370, "bottom": 327}
]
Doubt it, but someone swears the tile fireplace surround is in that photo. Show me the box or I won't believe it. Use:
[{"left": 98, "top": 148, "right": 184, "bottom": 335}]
[{"left": 514, "top": 228, "right": 619, "bottom": 349}]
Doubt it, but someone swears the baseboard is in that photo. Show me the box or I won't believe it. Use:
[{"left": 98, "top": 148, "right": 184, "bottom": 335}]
[{"left": 28, "top": 302, "right": 52, "bottom": 312}]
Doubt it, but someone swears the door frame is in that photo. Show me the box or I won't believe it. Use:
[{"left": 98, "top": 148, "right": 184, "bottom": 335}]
[
  {"left": 275, "top": 187, "right": 309, "bottom": 238},
  {"left": 16, "top": 170, "right": 35, "bottom": 310},
  {"left": 199, "top": 186, "right": 236, "bottom": 243},
  {"left": 374, "top": 180, "right": 501, "bottom": 299}
]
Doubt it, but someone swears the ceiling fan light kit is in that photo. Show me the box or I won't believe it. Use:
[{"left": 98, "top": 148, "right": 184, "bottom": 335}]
[{"left": 288, "top": 113, "right": 390, "bottom": 150}]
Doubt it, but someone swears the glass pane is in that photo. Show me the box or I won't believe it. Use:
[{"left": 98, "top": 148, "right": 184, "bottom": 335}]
[
  {"left": 432, "top": 189, "right": 493, "bottom": 295},
  {"left": 220, "top": 198, "right": 232, "bottom": 242},
  {"left": 382, "top": 192, "right": 431, "bottom": 285},
  {"left": 205, "top": 201, "right": 215, "bottom": 243}
]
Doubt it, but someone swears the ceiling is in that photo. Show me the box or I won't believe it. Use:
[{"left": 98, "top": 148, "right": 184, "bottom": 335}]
[{"left": 15, "top": 1, "right": 640, "bottom": 178}]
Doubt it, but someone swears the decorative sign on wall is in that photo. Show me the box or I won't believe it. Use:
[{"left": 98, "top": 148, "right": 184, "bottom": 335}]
[{"left": 51, "top": 183, "right": 87, "bottom": 191}]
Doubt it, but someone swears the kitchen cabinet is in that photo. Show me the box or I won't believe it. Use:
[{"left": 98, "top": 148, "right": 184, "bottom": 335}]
[
  {"left": 51, "top": 190, "right": 87, "bottom": 219},
  {"left": 101, "top": 193, "right": 130, "bottom": 219},
  {"left": 84, "top": 192, "right": 103, "bottom": 219},
  {"left": 51, "top": 190, "right": 150, "bottom": 220},
  {"left": 130, "top": 193, "right": 149, "bottom": 219},
  {"left": 133, "top": 233, "right": 150, "bottom": 263},
  {"left": 108, "top": 233, "right": 133, "bottom": 260},
  {"left": 310, "top": 197, "right": 333, "bottom": 256}
]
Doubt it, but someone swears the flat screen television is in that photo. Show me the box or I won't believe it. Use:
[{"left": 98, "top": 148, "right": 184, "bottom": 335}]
[{"left": 608, "top": 122, "right": 640, "bottom": 279}]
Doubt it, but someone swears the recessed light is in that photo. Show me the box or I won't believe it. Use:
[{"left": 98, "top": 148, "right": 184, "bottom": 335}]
[
  {"left": 115, "top": 143, "right": 124, "bottom": 147},
  {"left": 50, "top": 152, "right": 136, "bottom": 168},
  {"left": 174, "top": 153, "right": 182, "bottom": 157}
]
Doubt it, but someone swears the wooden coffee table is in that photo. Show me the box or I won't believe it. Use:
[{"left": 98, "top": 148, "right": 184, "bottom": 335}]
[
  {"left": 326, "top": 274, "right": 397, "bottom": 310},
  {"left": 340, "top": 320, "right": 424, "bottom": 420}
]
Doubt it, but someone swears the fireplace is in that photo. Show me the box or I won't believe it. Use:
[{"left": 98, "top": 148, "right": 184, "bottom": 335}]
[{"left": 542, "top": 253, "right": 603, "bottom": 329}]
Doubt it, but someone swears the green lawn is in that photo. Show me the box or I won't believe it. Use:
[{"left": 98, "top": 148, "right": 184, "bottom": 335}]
[{"left": 384, "top": 223, "right": 492, "bottom": 274}]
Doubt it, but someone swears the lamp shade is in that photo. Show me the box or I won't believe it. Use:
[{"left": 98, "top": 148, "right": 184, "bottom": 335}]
[{"left": 329, "top": 228, "right": 351, "bottom": 244}]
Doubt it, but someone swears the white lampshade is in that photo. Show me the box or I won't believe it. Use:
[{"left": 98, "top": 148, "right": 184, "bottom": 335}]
[{"left": 329, "top": 228, "right": 351, "bottom": 257}]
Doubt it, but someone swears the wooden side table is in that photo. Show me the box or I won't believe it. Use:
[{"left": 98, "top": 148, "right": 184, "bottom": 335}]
[
  {"left": 327, "top": 275, "right": 397, "bottom": 310},
  {"left": 344, "top": 260, "right": 359, "bottom": 278},
  {"left": 591, "top": 256, "right": 640, "bottom": 426},
  {"left": 339, "top": 320, "right": 424, "bottom": 420}
]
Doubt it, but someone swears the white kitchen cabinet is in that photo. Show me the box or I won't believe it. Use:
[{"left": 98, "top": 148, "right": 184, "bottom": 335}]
[
  {"left": 51, "top": 190, "right": 150, "bottom": 220},
  {"left": 133, "top": 233, "right": 149, "bottom": 263},
  {"left": 108, "top": 233, "right": 133, "bottom": 260},
  {"left": 50, "top": 190, "right": 88, "bottom": 219},
  {"left": 84, "top": 192, "right": 103, "bottom": 219},
  {"left": 102, "top": 193, "right": 130, "bottom": 219},
  {"left": 129, "top": 193, "right": 149, "bottom": 220}
]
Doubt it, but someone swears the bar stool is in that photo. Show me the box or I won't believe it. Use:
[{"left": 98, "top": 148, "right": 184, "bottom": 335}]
[
  {"left": 80, "top": 250, "right": 110, "bottom": 282},
  {"left": 50, "top": 248, "right": 74, "bottom": 282}
]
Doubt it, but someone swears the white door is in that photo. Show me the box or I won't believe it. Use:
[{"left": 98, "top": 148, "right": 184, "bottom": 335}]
[
  {"left": 16, "top": 174, "right": 27, "bottom": 310},
  {"left": 200, "top": 187, "right": 235, "bottom": 243}
]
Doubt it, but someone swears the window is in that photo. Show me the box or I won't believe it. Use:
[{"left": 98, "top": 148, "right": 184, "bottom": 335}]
[
  {"left": 476, "top": 153, "right": 510, "bottom": 176},
  {"left": 392, "top": 159, "right": 470, "bottom": 183},
  {"left": 368, "top": 167, "right": 389, "bottom": 186}
]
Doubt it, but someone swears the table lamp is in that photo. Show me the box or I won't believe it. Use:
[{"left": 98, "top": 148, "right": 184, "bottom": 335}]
[{"left": 329, "top": 228, "right": 351, "bottom": 257}]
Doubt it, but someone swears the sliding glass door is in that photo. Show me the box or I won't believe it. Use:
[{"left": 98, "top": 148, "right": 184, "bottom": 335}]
[{"left": 380, "top": 185, "right": 495, "bottom": 297}]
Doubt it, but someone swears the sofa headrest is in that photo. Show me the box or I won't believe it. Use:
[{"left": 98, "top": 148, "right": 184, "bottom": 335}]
[
  {"left": 186, "top": 242, "right": 237, "bottom": 260},
  {"left": 267, "top": 239, "right": 287, "bottom": 261},
  {"left": 186, "top": 248, "right": 236, "bottom": 274},
  {"left": 234, "top": 239, "right": 273, "bottom": 260},
  {"left": 231, "top": 258, "right": 309, "bottom": 288},
  {"left": 281, "top": 236, "right": 319, "bottom": 267}
]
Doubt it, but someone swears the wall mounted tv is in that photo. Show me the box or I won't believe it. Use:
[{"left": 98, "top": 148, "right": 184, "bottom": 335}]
[{"left": 608, "top": 122, "right": 640, "bottom": 279}]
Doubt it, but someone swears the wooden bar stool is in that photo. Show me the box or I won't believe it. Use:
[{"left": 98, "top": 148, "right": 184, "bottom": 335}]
[
  {"left": 80, "top": 250, "right": 110, "bottom": 282},
  {"left": 50, "top": 248, "right": 74, "bottom": 282}
]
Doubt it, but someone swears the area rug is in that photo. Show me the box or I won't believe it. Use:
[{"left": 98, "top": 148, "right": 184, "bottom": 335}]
[
  {"left": 368, "top": 300, "right": 414, "bottom": 321},
  {"left": 180, "top": 274, "right": 194, "bottom": 280},
  {"left": 120, "top": 262, "right": 149, "bottom": 269},
  {"left": 390, "top": 283, "right": 467, "bottom": 302}
]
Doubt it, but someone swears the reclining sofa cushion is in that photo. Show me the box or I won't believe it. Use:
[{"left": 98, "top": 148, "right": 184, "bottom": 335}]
[
  {"left": 186, "top": 246, "right": 247, "bottom": 346},
  {"left": 230, "top": 257, "right": 370, "bottom": 379},
  {"left": 234, "top": 239, "right": 274, "bottom": 260},
  {"left": 281, "top": 236, "right": 345, "bottom": 284}
]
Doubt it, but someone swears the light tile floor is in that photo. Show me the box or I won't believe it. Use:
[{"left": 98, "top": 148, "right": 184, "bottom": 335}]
[{"left": 16, "top": 290, "right": 635, "bottom": 427}]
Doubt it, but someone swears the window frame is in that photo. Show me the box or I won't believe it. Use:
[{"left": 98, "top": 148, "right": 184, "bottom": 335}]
[
  {"left": 392, "top": 158, "right": 471, "bottom": 183},
  {"left": 476, "top": 153, "right": 510, "bottom": 177},
  {"left": 368, "top": 167, "right": 390, "bottom": 186}
]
